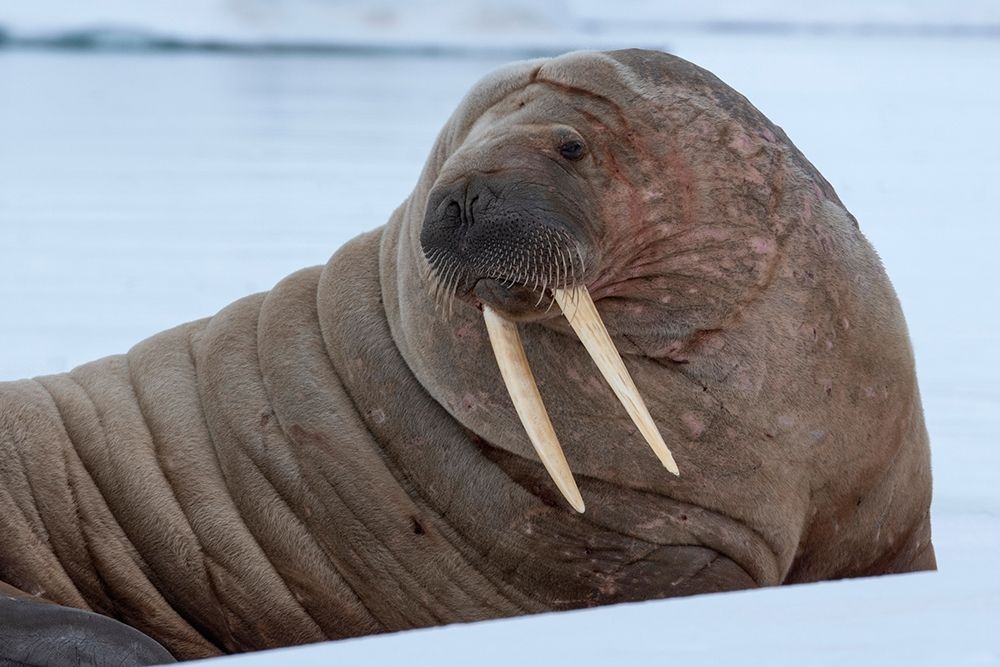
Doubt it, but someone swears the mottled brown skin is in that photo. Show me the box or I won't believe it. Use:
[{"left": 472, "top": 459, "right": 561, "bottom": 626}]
[{"left": 0, "top": 49, "right": 934, "bottom": 663}]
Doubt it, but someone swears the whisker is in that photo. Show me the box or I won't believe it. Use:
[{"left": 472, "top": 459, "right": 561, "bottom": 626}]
[
  {"left": 430, "top": 276, "right": 441, "bottom": 313},
  {"left": 566, "top": 245, "right": 576, "bottom": 289},
  {"left": 531, "top": 250, "right": 540, "bottom": 292},
  {"left": 446, "top": 267, "right": 458, "bottom": 319},
  {"left": 438, "top": 261, "right": 456, "bottom": 314},
  {"left": 535, "top": 277, "right": 547, "bottom": 308},
  {"left": 561, "top": 246, "right": 570, "bottom": 290},
  {"left": 432, "top": 266, "right": 443, "bottom": 314},
  {"left": 443, "top": 265, "right": 456, "bottom": 319},
  {"left": 428, "top": 260, "right": 440, "bottom": 311}
]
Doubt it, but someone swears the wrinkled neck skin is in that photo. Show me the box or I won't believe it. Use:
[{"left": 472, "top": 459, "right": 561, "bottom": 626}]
[{"left": 379, "top": 51, "right": 932, "bottom": 590}]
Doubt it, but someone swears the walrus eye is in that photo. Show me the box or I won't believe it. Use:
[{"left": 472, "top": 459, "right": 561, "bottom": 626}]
[{"left": 558, "top": 140, "right": 586, "bottom": 161}]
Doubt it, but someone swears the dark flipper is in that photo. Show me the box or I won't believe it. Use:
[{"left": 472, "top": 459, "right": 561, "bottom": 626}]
[{"left": 0, "top": 583, "right": 175, "bottom": 666}]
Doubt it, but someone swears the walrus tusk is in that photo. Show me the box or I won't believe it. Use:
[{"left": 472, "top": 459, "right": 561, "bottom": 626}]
[
  {"left": 483, "top": 306, "right": 586, "bottom": 513},
  {"left": 553, "top": 287, "right": 680, "bottom": 476}
]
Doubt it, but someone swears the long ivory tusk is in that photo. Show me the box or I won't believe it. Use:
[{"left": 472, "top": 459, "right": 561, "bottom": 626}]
[
  {"left": 483, "top": 306, "right": 586, "bottom": 513},
  {"left": 553, "top": 287, "right": 680, "bottom": 476}
]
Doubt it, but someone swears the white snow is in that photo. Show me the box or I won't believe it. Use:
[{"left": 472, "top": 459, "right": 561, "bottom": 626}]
[
  {"left": 192, "top": 569, "right": 996, "bottom": 666},
  {"left": 1, "top": 5, "right": 998, "bottom": 665}
]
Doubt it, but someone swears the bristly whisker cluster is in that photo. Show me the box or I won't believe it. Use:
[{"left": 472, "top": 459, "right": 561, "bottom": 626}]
[{"left": 422, "top": 227, "right": 586, "bottom": 319}]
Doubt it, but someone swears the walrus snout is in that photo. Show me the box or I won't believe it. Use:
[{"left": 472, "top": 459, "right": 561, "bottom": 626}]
[{"left": 420, "top": 169, "right": 592, "bottom": 314}]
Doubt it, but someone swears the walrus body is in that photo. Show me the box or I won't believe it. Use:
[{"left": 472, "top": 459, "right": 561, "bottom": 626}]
[{"left": 0, "top": 49, "right": 934, "bottom": 662}]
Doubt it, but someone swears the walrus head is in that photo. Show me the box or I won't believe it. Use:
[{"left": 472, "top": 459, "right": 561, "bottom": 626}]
[
  {"left": 411, "top": 49, "right": 829, "bottom": 512},
  {"left": 390, "top": 48, "right": 841, "bottom": 516}
]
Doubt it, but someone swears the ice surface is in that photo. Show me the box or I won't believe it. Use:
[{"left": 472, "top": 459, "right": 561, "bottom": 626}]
[
  {"left": 1, "top": 24, "right": 998, "bottom": 667},
  {"left": 191, "top": 570, "right": 996, "bottom": 666}
]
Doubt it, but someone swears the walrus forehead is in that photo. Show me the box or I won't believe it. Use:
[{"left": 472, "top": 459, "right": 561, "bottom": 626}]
[
  {"left": 445, "top": 52, "right": 642, "bottom": 151},
  {"left": 460, "top": 92, "right": 600, "bottom": 151},
  {"left": 536, "top": 50, "right": 652, "bottom": 103}
]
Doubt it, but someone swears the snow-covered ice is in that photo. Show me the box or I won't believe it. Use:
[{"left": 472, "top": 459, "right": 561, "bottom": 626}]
[
  {"left": 1, "top": 17, "right": 998, "bottom": 667},
  {"left": 193, "top": 568, "right": 995, "bottom": 666}
]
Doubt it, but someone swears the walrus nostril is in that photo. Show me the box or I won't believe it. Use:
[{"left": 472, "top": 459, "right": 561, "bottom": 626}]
[
  {"left": 464, "top": 194, "right": 480, "bottom": 228},
  {"left": 445, "top": 200, "right": 462, "bottom": 227}
]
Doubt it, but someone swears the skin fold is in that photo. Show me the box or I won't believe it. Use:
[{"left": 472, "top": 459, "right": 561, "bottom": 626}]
[{"left": 0, "top": 49, "right": 934, "bottom": 662}]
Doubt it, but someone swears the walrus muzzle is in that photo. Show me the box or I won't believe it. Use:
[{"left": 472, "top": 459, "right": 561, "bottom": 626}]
[{"left": 420, "top": 169, "right": 679, "bottom": 512}]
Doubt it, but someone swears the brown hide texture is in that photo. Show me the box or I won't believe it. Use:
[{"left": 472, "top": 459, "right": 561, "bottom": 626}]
[{"left": 0, "top": 49, "right": 934, "bottom": 660}]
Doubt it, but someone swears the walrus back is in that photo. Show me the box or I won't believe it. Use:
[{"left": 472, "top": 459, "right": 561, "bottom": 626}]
[
  {"left": 0, "top": 322, "right": 229, "bottom": 657},
  {"left": 0, "top": 268, "right": 375, "bottom": 658}
]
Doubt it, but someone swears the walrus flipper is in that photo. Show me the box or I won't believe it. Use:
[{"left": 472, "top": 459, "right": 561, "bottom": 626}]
[{"left": 0, "top": 583, "right": 175, "bottom": 666}]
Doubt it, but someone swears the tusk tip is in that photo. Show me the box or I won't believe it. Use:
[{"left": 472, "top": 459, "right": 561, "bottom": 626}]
[
  {"left": 557, "top": 480, "right": 586, "bottom": 513},
  {"left": 659, "top": 453, "right": 681, "bottom": 476}
]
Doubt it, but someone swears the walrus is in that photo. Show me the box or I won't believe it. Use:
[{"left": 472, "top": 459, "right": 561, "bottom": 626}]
[{"left": 0, "top": 48, "right": 935, "bottom": 664}]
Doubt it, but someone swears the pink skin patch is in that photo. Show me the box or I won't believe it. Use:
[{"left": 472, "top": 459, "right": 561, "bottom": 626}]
[
  {"left": 455, "top": 321, "right": 477, "bottom": 339},
  {"left": 682, "top": 412, "right": 706, "bottom": 439},
  {"left": 460, "top": 391, "right": 495, "bottom": 411},
  {"left": 750, "top": 236, "right": 776, "bottom": 255},
  {"left": 461, "top": 392, "right": 479, "bottom": 410},
  {"left": 728, "top": 132, "right": 761, "bottom": 159}
]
